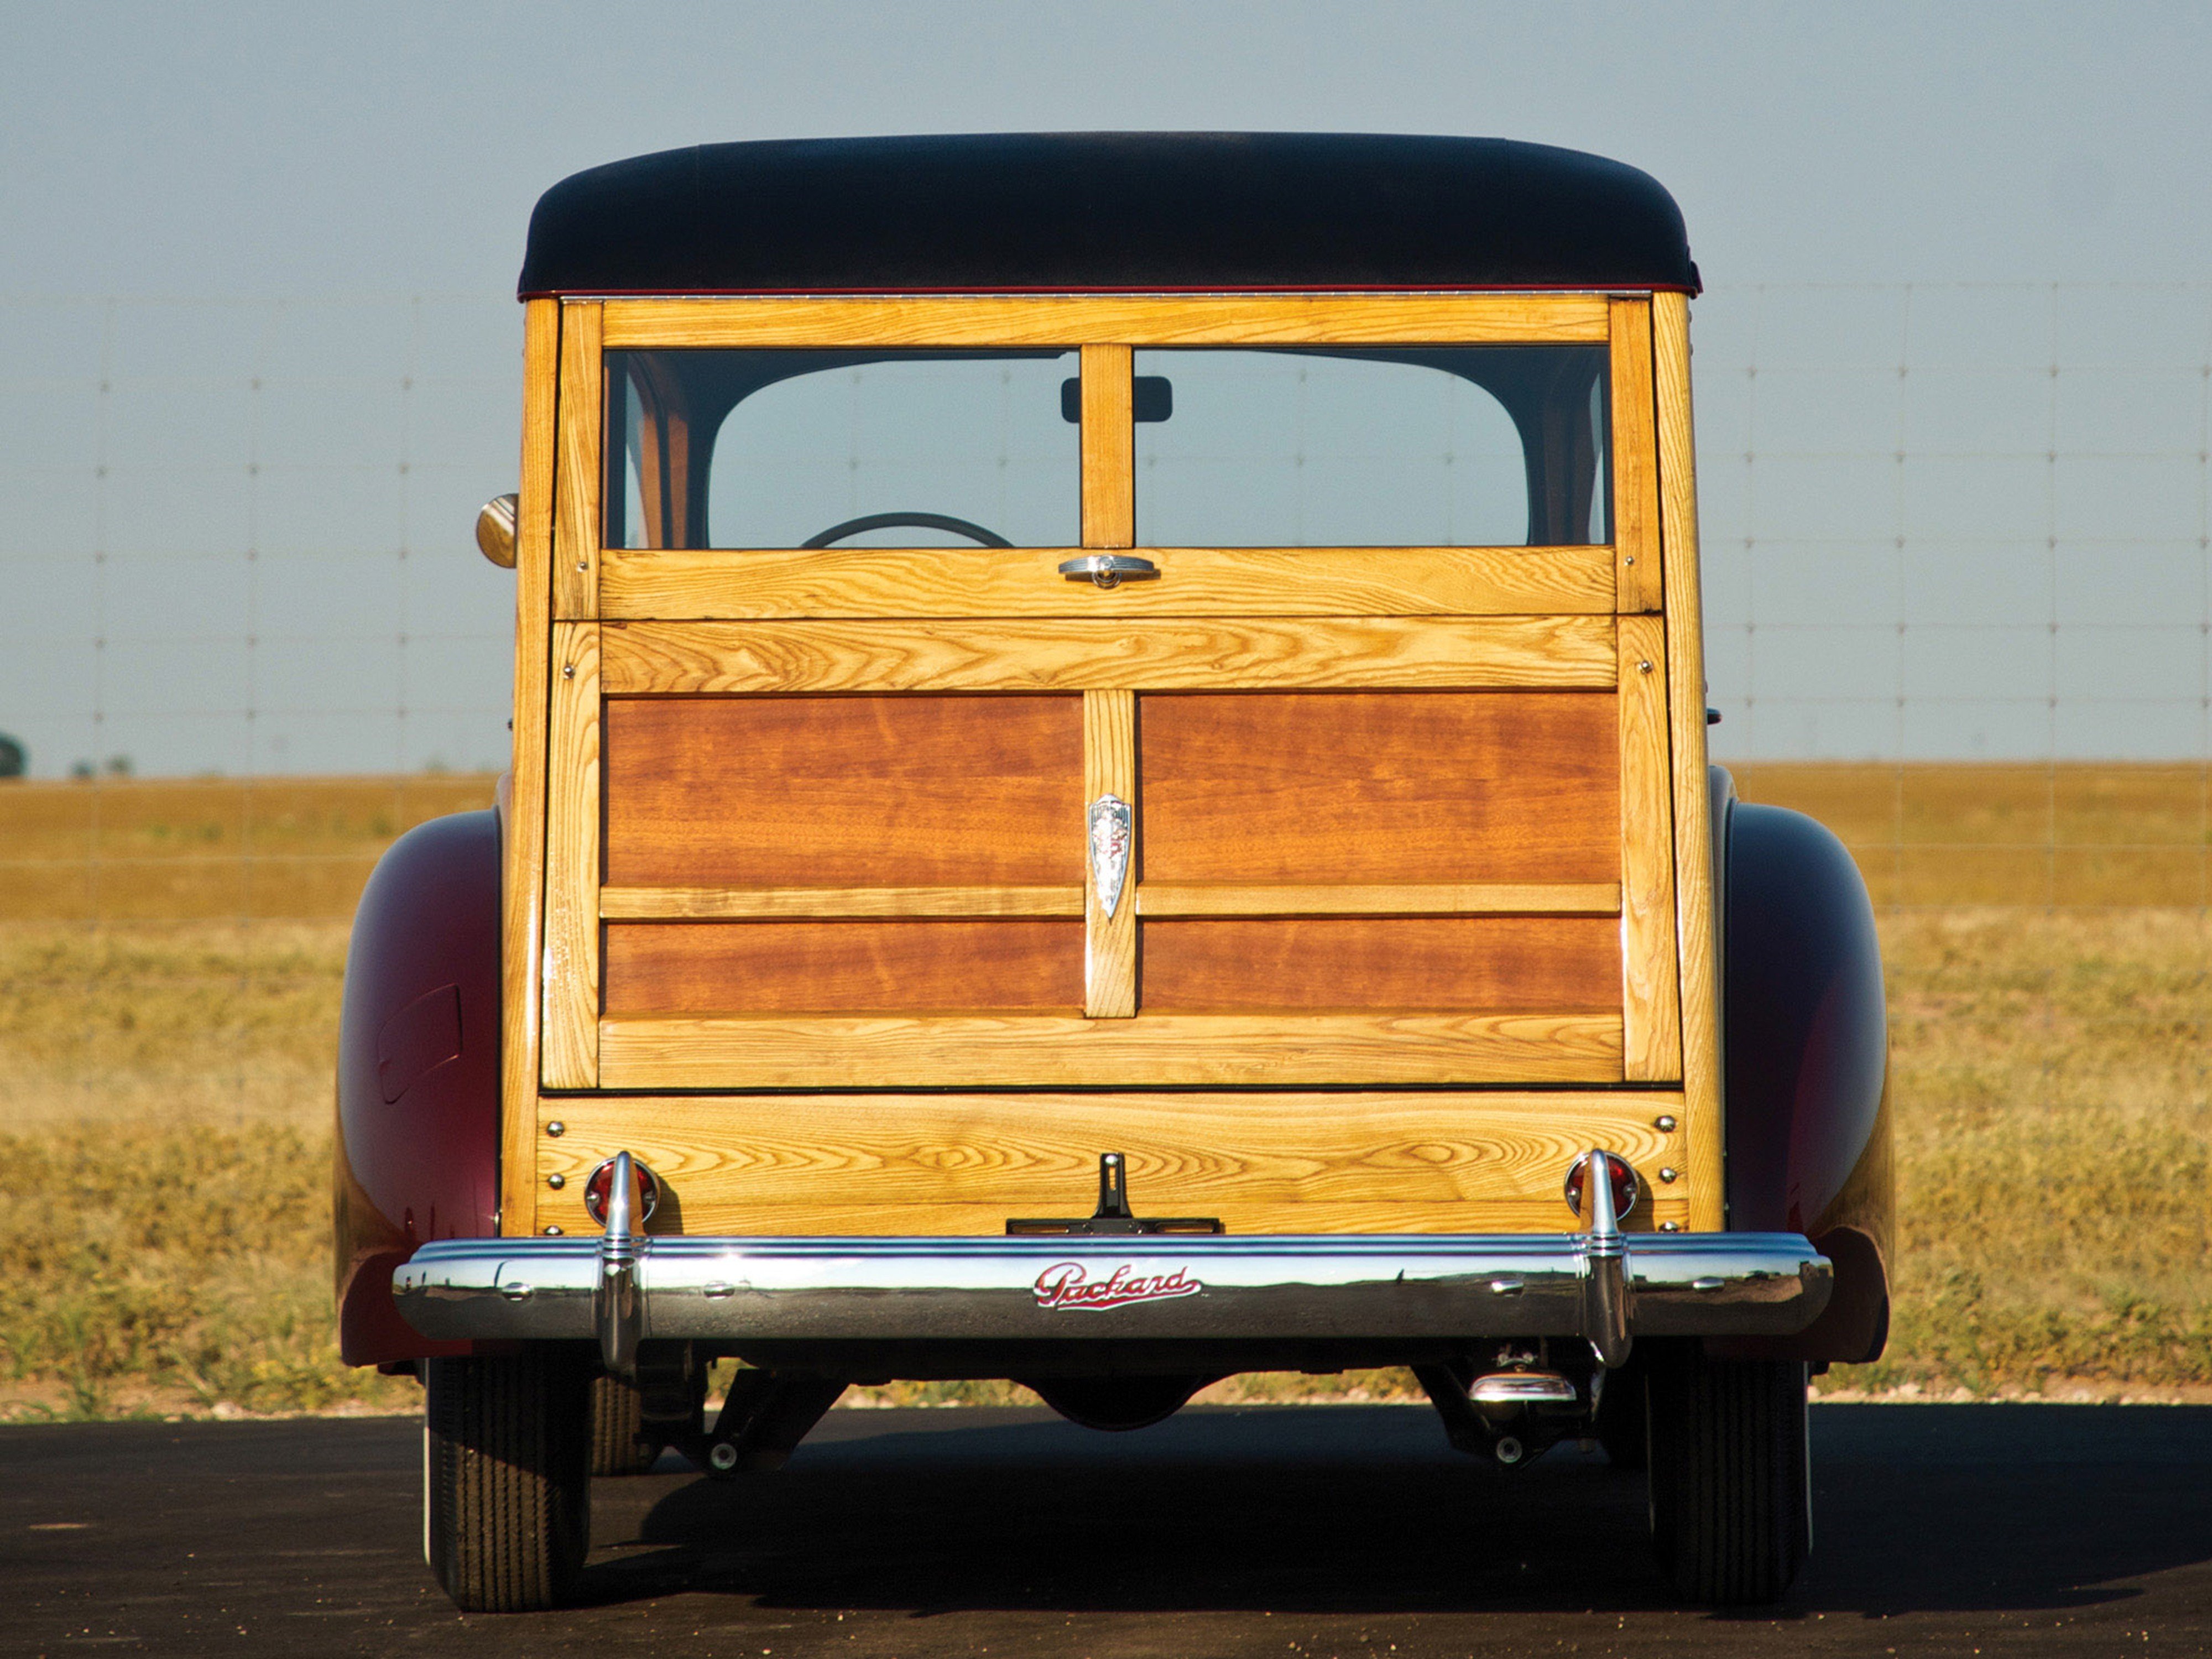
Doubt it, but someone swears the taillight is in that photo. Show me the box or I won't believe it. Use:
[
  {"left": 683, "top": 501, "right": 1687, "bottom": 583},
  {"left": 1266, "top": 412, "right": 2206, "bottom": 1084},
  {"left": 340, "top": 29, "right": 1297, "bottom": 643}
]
[
  {"left": 1562, "top": 1150, "right": 1639, "bottom": 1223},
  {"left": 583, "top": 1157, "right": 662, "bottom": 1226}
]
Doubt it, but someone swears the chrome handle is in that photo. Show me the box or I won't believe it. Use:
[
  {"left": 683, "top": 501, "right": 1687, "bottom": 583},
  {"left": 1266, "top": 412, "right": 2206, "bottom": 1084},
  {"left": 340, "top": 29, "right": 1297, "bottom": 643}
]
[{"left": 1057, "top": 554, "right": 1159, "bottom": 590}]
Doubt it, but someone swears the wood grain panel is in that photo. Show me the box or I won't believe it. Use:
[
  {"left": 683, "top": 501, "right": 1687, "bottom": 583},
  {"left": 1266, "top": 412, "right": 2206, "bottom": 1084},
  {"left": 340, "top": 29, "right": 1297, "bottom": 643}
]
[
  {"left": 500, "top": 296, "right": 560, "bottom": 1236},
  {"left": 600, "top": 616, "right": 1616, "bottom": 693},
  {"left": 552, "top": 301, "right": 602, "bottom": 619},
  {"left": 1654, "top": 290, "right": 1725, "bottom": 1228},
  {"left": 535, "top": 1091, "right": 1688, "bottom": 1237},
  {"left": 1609, "top": 298, "right": 1662, "bottom": 613},
  {"left": 1080, "top": 344, "right": 1133, "bottom": 547},
  {"left": 1141, "top": 916, "right": 1622, "bottom": 1013},
  {"left": 1618, "top": 615, "right": 1682, "bottom": 1079},
  {"left": 597, "top": 545, "right": 1619, "bottom": 621},
  {"left": 1140, "top": 691, "right": 1619, "bottom": 885},
  {"left": 602, "top": 885, "right": 1084, "bottom": 920},
  {"left": 540, "top": 621, "right": 601, "bottom": 1089},
  {"left": 1083, "top": 690, "right": 1137, "bottom": 1016},
  {"left": 597, "top": 1010, "right": 1624, "bottom": 1089},
  {"left": 1136, "top": 882, "right": 1620, "bottom": 916},
  {"left": 601, "top": 294, "right": 1613, "bottom": 349},
  {"left": 603, "top": 695, "right": 1083, "bottom": 888},
  {"left": 604, "top": 920, "right": 1083, "bottom": 1014}
]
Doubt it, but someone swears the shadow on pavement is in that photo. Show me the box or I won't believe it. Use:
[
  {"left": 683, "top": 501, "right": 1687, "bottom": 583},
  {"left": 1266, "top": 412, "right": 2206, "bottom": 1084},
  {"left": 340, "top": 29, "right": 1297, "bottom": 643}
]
[{"left": 568, "top": 1402, "right": 2212, "bottom": 1617}]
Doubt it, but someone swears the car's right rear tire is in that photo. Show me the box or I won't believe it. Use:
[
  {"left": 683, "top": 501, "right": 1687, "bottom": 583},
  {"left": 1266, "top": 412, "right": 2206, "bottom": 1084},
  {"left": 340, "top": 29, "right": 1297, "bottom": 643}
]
[
  {"left": 424, "top": 1349, "right": 591, "bottom": 1613},
  {"left": 1645, "top": 1342, "right": 1809, "bottom": 1604}
]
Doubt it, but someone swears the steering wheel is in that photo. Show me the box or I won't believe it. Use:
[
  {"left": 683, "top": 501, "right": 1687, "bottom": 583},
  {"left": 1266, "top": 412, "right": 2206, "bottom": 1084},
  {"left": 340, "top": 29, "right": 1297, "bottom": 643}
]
[{"left": 801, "top": 511, "right": 1012, "bottom": 549}]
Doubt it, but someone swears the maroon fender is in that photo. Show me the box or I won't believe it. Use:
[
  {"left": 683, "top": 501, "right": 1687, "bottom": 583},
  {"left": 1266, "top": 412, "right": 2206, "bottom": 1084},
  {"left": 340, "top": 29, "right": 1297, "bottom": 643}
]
[
  {"left": 333, "top": 808, "right": 503, "bottom": 1367},
  {"left": 1715, "top": 796, "right": 1896, "bottom": 1365}
]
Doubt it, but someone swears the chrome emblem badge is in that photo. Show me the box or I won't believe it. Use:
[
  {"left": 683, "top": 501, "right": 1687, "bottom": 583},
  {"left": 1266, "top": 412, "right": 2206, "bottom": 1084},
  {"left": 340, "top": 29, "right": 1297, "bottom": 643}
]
[
  {"left": 1087, "top": 794, "right": 1132, "bottom": 918},
  {"left": 1033, "top": 1261, "right": 1203, "bottom": 1311}
]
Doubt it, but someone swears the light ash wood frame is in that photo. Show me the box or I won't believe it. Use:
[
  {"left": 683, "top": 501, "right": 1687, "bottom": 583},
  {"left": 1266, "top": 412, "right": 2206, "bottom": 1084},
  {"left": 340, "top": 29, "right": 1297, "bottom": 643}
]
[
  {"left": 532, "top": 1091, "right": 1694, "bottom": 1238},
  {"left": 1653, "top": 291, "right": 1724, "bottom": 1230},
  {"left": 515, "top": 290, "right": 1721, "bottom": 1232},
  {"left": 498, "top": 299, "right": 561, "bottom": 1238}
]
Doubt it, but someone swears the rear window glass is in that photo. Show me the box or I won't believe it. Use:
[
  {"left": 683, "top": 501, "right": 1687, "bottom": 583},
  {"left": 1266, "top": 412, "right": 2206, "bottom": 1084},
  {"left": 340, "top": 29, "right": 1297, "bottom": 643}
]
[
  {"left": 600, "top": 343, "right": 1609, "bottom": 550},
  {"left": 1133, "top": 346, "right": 1610, "bottom": 547},
  {"left": 604, "top": 349, "right": 1079, "bottom": 549}
]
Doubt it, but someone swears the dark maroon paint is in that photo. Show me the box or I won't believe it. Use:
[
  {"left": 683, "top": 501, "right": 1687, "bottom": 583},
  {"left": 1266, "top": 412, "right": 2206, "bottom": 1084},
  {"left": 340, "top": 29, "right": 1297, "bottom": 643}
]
[
  {"left": 1718, "top": 797, "right": 1895, "bottom": 1364},
  {"left": 333, "top": 809, "right": 503, "bottom": 1367}
]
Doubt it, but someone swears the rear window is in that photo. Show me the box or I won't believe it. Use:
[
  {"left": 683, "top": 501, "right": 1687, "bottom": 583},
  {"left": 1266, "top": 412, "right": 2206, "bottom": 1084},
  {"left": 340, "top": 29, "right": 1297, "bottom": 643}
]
[
  {"left": 605, "top": 349, "right": 1080, "bottom": 550},
  {"left": 602, "top": 343, "right": 1609, "bottom": 550},
  {"left": 1134, "top": 347, "right": 1610, "bottom": 547}
]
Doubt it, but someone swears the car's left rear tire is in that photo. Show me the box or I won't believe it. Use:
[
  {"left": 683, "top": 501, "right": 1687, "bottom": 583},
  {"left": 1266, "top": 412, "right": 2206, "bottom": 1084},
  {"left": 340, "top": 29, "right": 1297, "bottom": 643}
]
[{"left": 424, "top": 1348, "right": 592, "bottom": 1612}]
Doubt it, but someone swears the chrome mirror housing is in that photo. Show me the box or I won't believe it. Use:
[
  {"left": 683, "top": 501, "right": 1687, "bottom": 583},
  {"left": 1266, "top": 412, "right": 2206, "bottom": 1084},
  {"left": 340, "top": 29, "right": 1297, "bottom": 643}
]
[{"left": 474, "top": 492, "right": 519, "bottom": 567}]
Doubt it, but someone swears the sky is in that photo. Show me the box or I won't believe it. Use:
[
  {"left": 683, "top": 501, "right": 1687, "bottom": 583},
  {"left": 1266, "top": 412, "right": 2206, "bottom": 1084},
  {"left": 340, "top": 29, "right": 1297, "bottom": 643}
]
[
  {"left": 7, "top": 1, "right": 2210, "bottom": 298},
  {"left": 3, "top": 1, "right": 2210, "bottom": 773}
]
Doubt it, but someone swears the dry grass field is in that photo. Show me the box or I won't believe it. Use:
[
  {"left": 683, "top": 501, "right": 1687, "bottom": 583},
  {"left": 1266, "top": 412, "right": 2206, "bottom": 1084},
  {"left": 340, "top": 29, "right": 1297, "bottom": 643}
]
[{"left": 0, "top": 764, "right": 2205, "bottom": 1418}]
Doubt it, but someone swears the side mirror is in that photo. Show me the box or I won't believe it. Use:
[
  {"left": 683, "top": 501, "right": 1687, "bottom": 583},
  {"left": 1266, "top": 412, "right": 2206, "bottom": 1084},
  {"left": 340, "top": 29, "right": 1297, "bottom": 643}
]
[{"left": 475, "top": 493, "right": 519, "bottom": 567}]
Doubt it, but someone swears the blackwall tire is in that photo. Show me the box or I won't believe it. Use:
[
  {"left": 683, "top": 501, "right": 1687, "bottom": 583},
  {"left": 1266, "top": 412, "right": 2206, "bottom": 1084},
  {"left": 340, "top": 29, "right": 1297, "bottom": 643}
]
[
  {"left": 424, "top": 1349, "right": 591, "bottom": 1613},
  {"left": 1646, "top": 1342, "right": 1809, "bottom": 1605},
  {"left": 588, "top": 1372, "right": 658, "bottom": 1476}
]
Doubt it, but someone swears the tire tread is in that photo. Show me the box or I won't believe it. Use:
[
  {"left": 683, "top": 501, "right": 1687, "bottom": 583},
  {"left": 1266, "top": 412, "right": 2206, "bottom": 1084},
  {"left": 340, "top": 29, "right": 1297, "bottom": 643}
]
[
  {"left": 1646, "top": 1343, "right": 1808, "bottom": 1604},
  {"left": 425, "top": 1352, "right": 590, "bottom": 1613}
]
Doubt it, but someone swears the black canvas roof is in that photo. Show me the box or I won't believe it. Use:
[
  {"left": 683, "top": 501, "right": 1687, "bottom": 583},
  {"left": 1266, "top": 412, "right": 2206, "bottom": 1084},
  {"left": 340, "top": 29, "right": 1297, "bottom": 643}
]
[{"left": 519, "top": 133, "right": 1696, "bottom": 298}]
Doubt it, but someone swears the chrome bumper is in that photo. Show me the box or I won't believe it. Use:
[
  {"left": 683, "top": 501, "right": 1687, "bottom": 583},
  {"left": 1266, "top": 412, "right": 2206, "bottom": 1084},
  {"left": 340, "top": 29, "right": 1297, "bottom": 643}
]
[{"left": 395, "top": 1193, "right": 1830, "bottom": 1374}]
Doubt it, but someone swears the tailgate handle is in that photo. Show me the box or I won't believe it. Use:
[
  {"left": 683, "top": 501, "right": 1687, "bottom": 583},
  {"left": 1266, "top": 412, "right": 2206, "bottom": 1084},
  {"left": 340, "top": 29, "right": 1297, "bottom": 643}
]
[{"left": 1057, "top": 554, "right": 1159, "bottom": 589}]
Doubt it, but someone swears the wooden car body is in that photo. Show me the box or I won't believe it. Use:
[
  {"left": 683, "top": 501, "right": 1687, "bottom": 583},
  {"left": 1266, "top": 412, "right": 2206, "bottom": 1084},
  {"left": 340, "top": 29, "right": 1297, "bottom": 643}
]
[
  {"left": 338, "top": 132, "right": 1891, "bottom": 1611},
  {"left": 332, "top": 133, "right": 1885, "bottom": 1380}
]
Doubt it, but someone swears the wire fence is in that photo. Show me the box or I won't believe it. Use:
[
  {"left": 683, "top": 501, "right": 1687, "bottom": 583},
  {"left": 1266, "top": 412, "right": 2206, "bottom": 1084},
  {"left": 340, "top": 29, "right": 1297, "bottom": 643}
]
[{"left": 0, "top": 286, "right": 2204, "bottom": 1129}]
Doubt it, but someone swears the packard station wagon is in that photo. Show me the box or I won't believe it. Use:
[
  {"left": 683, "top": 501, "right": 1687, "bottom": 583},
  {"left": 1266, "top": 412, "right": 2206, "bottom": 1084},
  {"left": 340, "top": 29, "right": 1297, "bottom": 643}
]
[{"left": 333, "top": 133, "right": 1892, "bottom": 1611}]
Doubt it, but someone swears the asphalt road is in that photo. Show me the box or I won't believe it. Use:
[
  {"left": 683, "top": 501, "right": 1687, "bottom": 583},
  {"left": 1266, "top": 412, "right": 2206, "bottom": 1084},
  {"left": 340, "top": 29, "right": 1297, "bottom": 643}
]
[{"left": 5, "top": 1402, "right": 2210, "bottom": 1657}]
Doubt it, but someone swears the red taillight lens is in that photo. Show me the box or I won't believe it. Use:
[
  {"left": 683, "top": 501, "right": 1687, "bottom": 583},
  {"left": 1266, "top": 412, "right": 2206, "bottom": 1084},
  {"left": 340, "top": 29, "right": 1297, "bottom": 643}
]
[
  {"left": 583, "top": 1158, "right": 661, "bottom": 1226},
  {"left": 1563, "top": 1150, "right": 1639, "bottom": 1222}
]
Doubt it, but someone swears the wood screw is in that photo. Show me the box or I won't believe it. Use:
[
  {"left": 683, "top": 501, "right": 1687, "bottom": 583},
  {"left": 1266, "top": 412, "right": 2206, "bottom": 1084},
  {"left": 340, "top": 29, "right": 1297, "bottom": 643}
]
[
  {"left": 1655, "top": 1114, "right": 1677, "bottom": 1132},
  {"left": 547, "top": 1172, "right": 565, "bottom": 1189},
  {"left": 546, "top": 1120, "right": 565, "bottom": 1137}
]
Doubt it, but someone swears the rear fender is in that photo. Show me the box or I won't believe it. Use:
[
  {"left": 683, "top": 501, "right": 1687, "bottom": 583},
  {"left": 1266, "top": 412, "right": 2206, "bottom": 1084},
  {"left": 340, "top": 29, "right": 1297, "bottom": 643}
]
[
  {"left": 333, "top": 807, "right": 503, "bottom": 1366},
  {"left": 1714, "top": 781, "right": 1896, "bottom": 1364}
]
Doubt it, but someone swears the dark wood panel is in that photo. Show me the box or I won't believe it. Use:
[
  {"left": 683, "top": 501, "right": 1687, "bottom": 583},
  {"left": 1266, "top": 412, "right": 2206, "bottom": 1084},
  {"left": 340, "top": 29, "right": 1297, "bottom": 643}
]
[
  {"left": 1139, "top": 691, "right": 1618, "bottom": 884},
  {"left": 1140, "top": 916, "right": 1622, "bottom": 1013},
  {"left": 604, "top": 695, "right": 1083, "bottom": 887},
  {"left": 605, "top": 920, "right": 1084, "bottom": 1015}
]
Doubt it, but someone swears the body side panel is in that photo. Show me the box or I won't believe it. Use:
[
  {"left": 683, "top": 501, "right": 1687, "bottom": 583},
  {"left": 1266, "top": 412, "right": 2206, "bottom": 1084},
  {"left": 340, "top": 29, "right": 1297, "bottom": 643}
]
[
  {"left": 1719, "top": 799, "right": 1895, "bottom": 1363},
  {"left": 335, "top": 808, "right": 503, "bottom": 1366}
]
